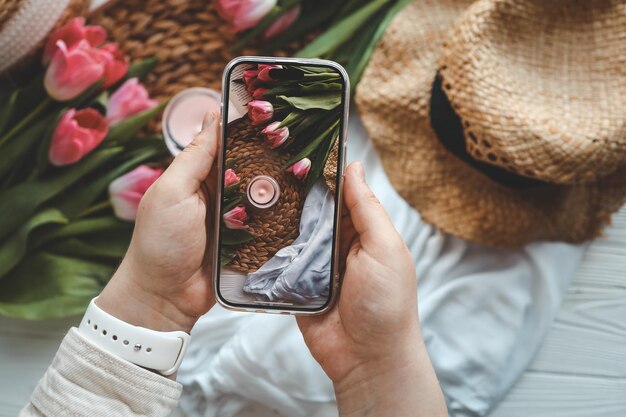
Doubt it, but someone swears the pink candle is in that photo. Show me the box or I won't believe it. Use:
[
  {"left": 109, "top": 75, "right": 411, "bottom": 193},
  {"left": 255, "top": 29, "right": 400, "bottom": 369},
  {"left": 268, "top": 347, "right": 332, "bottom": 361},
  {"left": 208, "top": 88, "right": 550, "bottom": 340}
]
[
  {"left": 163, "top": 88, "right": 221, "bottom": 155},
  {"left": 247, "top": 175, "right": 280, "bottom": 209}
]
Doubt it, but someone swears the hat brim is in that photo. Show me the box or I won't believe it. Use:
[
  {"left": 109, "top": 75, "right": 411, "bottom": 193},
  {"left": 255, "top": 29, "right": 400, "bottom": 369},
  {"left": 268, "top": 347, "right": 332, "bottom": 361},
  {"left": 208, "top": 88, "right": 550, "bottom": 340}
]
[{"left": 355, "top": 0, "right": 626, "bottom": 248}]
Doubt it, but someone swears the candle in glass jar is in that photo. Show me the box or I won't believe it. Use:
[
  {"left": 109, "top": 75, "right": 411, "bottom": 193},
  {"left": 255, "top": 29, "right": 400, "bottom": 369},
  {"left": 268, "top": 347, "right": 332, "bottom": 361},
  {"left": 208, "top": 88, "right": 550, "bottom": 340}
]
[
  {"left": 247, "top": 175, "right": 280, "bottom": 209},
  {"left": 162, "top": 87, "right": 221, "bottom": 155}
]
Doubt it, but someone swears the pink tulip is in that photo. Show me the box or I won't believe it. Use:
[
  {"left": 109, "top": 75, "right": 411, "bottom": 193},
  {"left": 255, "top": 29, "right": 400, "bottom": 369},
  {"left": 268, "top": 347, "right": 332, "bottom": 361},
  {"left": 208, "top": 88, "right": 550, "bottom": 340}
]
[
  {"left": 215, "top": 0, "right": 277, "bottom": 33},
  {"left": 109, "top": 165, "right": 163, "bottom": 221},
  {"left": 97, "top": 43, "right": 128, "bottom": 89},
  {"left": 48, "top": 108, "right": 109, "bottom": 167},
  {"left": 287, "top": 158, "right": 311, "bottom": 180},
  {"left": 106, "top": 78, "right": 158, "bottom": 125},
  {"left": 243, "top": 69, "right": 258, "bottom": 86},
  {"left": 223, "top": 206, "right": 249, "bottom": 230},
  {"left": 42, "top": 17, "right": 106, "bottom": 64},
  {"left": 257, "top": 64, "right": 281, "bottom": 82},
  {"left": 264, "top": 6, "right": 300, "bottom": 39},
  {"left": 261, "top": 121, "right": 288, "bottom": 148},
  {"left": 44, "top": 40, "right": 105, "bottom": 101},
  {"left": 252, "top": 87, "right": 269, "bottom": 99},
  {"left": 224, "top": 168, "right": 241, "bottom": 187},
  {"left": 247, "top": 100, "right": 273, "bottom": 125}
]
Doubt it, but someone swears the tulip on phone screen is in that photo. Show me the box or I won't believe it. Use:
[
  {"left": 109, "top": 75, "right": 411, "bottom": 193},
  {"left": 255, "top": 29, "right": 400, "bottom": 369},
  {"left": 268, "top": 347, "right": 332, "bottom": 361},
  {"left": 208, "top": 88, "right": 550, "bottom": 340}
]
[
  {"left": 48, "top": 108, "right": 109, "bottom": 166},
  {"left": 42, "top": 17, "right": 106, "bottom": 64},
  {"left": 224, "top": 169, "right": 241, "bottom": 187},
  {"left": 106, "top": 78, "right": 158, "bottom": 125},
  {"left": 287, "top": 158, "right": 311, "bottom": 180},
  {"left": 109, "top": 165, "right": 163, "bottom": 221},
  {"left": 247, "top": 100, "right": 273, "bottom": 125},
  {"left": 252, "top": 87, "right": 269, "bottom": 99},
  {"left": 261, "top": 121, "right": 289, "bottom": 148},
  {"left": 97, "top": 43, "right": 128, "bottom": 89},
  {"left": 223, "top": 206, "right": 249, "bottom": 230},
  {"left": 257, "top": 64, "right": 281, "bottom": 82},
  {"left": 264, "top": 6, "right": 301, "bottom": 39},
  {"left": 44, "top": 40, "right": 105, "bottom": 101},
  {"left": 215, "top": 0, "right": 276, "bottom": 33}
]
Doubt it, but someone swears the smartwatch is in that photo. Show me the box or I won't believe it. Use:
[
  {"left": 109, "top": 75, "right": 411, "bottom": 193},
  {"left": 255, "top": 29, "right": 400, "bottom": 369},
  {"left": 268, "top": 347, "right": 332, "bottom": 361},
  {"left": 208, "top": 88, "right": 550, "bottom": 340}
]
[{"left": 78, "top": 297, "right": 190, "bottom": 376}]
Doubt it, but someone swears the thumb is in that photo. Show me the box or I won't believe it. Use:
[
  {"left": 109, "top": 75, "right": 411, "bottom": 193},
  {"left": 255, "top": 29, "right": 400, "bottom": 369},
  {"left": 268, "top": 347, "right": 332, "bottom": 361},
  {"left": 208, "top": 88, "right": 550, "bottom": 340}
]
[
  {"left": 342, "top": 162, "right": 399, "bottom": 247},
  {"left": 159, "top": 111, "right": 219, "bottom": 196}
]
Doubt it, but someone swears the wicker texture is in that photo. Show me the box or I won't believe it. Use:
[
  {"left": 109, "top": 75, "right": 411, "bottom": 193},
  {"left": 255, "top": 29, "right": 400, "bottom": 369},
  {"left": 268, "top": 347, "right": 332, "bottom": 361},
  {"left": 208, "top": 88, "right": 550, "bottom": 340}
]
[
  {"left": 356, "top": 0, "right": 626, "bottom": 248},
  {"left": 226, "top": 117, "right": 306, "bottom": 272},
  {"left": 439, "top": 0, "right": 626, "bottom": 184},
  {"left": 0, "top": 0, "right": 27, "bottom": 32}
]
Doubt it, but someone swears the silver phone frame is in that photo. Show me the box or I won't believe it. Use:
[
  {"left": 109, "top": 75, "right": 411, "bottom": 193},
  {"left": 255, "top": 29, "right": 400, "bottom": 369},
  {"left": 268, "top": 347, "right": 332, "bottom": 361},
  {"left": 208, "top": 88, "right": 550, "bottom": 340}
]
[{"left": 212, "top": 56, "right": 349, "bottom": 316}]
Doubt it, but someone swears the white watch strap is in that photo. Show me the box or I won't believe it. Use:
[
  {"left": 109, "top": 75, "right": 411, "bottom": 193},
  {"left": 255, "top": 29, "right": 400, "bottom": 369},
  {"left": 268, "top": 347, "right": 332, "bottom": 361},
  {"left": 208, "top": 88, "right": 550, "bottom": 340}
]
[{"left": 78, "top": 297, "right": 190, "bottom": 376}]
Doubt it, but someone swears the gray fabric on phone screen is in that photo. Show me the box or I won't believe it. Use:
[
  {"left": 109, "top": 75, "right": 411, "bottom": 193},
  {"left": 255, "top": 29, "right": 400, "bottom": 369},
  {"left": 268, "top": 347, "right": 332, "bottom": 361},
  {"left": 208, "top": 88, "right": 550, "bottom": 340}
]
[{"left": 242, "top": 181, "right": 333, "bottom": 302}]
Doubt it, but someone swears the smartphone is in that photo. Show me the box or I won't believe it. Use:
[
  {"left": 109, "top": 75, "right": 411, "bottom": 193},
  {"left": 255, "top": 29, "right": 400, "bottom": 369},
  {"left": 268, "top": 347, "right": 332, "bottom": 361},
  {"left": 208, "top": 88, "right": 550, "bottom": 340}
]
[{"left": 213, "top": 56, "right": 349, "bottom": 315}]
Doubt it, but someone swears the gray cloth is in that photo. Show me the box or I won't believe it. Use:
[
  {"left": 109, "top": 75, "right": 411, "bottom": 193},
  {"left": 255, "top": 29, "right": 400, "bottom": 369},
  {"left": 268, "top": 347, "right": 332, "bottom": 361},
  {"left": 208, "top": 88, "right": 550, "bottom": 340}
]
[{"left": 243, "top": 182, "right": 334, "bottom": 303}]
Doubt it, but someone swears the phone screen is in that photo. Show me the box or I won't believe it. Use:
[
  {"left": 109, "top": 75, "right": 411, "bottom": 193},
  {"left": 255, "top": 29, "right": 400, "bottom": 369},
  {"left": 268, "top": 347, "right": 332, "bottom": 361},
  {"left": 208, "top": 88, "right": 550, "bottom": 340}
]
[{"left": 215, "top": 59, "right": 347, "bottom": 312}]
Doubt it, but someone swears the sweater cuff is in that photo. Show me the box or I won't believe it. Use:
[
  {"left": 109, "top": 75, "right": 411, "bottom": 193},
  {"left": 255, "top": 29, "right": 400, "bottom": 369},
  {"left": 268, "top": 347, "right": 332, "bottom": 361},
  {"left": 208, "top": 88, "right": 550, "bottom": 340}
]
[{"left": 29, "top": 327, "right": 182, "bottom": 417}]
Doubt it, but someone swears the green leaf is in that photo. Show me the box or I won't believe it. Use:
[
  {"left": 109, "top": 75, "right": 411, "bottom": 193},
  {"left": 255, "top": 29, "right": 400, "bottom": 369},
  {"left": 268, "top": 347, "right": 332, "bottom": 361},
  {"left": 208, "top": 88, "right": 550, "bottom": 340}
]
[
  {"left": 106, "top": 101, "right": 167, "bottom": 144},
  {"left": 55, "top": 143, "right": 163, "bottom": 218},
  {"left": 0, "top": 111, "right": 57, "bottom": 181},
  {"left": 223, "top": 196, "right": 242, "bottom": 213},
  {"left": 306, "top": 127, "right": 339, "bottom": 192},
  {"left": 277, "top": 94, "right": 341, "bottom": 111},
  {"left": 0, "top": 209, "right": 68, "bottom": 279},
  {"left": 64, "top": 80, "right": 104, "bottom": 108},
  {"left": 221, "top": 229, "right": 255, "bottom": 245},
  {"left": 0, "top": 89, "right": 20, "bottom": 136},
  {"left": 0, "top": 252, "right": 110, "bottom": 319},
  {"left": 31, "top": 109, "right": 66, "bottom": 180},
  {"left": 220, "top": 250, "right": 235, "bottom": 267},
  {"left": 0, "top": 147, "right": 123, "bottom": 241},
  {"left": 225, "top": 158, "right": 238, "bottom": 169},
  {"left": 262, "top": 1, "right": 345, "bottom": 52},
  {"left": 224, "top": 182, "right": 242, "bottom": 196},
  {"left": 290, "top": 110, "right": 329, "bottom": 139},
  {"left": 125, "top": 56, "right": 159, "bottom": 81},
  {"left": 284, "top": 119, "right": 340, "bottom": 167},
  {"left": 37, "top": 216, "right": 130, "bottom": 246},
  {"left": 297, "top": 0, "right": 389, "bottom": 58},
  {"left": 277, "top": 110, "right": 304, "bottom": 129},
  {"left": 48, "top": 230, "right": 131, "bottom": 260}
]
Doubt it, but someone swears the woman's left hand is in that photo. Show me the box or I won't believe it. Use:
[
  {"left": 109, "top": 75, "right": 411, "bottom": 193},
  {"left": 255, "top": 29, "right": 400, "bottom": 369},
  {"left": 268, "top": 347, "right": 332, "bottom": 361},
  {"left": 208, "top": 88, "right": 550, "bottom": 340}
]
[{"left": 98, "top": 112, "right": 219, "bottom": 333}]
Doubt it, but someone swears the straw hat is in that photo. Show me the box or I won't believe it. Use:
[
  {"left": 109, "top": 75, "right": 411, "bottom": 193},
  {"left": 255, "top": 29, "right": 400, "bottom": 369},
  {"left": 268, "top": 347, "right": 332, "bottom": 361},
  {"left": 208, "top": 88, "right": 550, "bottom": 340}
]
[
  {"left": 0, "top": 0, "right": 89, "bottom": 78},
  {"left": 356, "top": 0, "right": 626, "bottom": 248}
]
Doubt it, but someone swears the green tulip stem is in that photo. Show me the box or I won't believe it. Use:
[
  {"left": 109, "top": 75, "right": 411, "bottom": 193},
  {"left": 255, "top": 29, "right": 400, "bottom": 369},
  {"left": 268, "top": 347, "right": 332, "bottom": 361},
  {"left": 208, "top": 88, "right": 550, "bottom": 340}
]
[
  {"left": 78, "top": 200, "right": 112, "bottom": 219},
  {"left": 0, "top": 97, "right": 53, "bottom": 148}
]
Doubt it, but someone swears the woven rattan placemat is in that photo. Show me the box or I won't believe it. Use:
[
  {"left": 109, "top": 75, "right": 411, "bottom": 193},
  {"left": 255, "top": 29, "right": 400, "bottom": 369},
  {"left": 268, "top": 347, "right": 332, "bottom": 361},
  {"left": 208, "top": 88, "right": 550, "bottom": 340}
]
[{"left": 226, "top": 116, "right": 306, "bottom": 272}]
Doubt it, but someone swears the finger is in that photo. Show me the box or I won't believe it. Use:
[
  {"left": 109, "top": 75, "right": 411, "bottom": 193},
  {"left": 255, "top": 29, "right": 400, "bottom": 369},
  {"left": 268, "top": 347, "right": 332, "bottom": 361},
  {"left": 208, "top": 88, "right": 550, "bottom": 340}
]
[
  {"left": 343, "top": 162, "right": 400, "bottom": 247},
  {"left": 160, "top": 111, "right": 219, "bottom": 196}
]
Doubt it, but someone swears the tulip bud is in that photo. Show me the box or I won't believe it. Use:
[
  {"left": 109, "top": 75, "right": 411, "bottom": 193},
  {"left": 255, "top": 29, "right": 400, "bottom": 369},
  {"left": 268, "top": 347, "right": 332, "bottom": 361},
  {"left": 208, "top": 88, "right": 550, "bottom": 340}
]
[
  {"left": 109, "top": 165, "right": 163, "bottom": 221},
  {"left": 44, "top": 40, "right": 105, "bottom": 101},
  {"left": 257, "top": 64, "right": 281, "bottom": 82},
  {"left": 224, "top": 168, "right": 241, "bottom": 187},
  {"left": 48, "top": 108, "right": 109, "bottom": 167},
  {"left": 287, "top": 158, "right": 311, "bottom": 180},
  {"left": 215, "top": 0, "right": 277, "bottom": 33},
  {"left": 264, "top": 6, "right": 301, "bottom": 39},
  {"left": 42, "top": 17, "right": 106, "bottom": 64},
  {"left": 97, "top": 43, "right": 128, "bottom": 89},
  {"left": 223, "top": 206, "right": 250, "bottom": 230},
  {"left": 252, "top": 87, "right": 269, "bottom": 99},
  {"left": 247, "top": 100, "right": 273, "bottom": 125},
  {"left": 261, "top": 121, "right": 289, "bottom": 148},
  {"left": 106, "top": 78, "right": 158, "bottom": 125}
]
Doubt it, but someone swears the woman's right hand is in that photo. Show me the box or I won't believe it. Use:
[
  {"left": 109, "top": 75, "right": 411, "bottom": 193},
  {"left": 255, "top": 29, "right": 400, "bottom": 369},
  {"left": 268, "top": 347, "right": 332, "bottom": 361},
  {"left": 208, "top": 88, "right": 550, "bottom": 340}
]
[{"left": 297, "top": 162, "right": 447, "bottom": 417}]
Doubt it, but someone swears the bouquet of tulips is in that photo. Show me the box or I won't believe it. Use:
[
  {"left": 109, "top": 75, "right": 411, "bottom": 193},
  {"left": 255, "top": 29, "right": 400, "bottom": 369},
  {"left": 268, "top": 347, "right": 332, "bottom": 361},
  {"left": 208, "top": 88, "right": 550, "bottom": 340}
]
[
  {"left": 243, "top": 64, "right": 341, "bottom": 190},
  {"left": 215, "top": 0, "right": 411, "bottom": 86},
  {"left": 0, "top": 18, "right": 167, "bottom": 319}
]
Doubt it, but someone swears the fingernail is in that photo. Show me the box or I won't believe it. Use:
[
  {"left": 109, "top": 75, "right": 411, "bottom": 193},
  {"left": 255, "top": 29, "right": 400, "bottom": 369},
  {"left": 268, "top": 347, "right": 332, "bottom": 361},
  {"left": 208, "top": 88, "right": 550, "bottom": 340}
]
[
  {"left": 353, "top": 161, "right": 365, "bottom": 181},
  {"left": 202, "top": 111, "right": 217, "bottom": 129}
]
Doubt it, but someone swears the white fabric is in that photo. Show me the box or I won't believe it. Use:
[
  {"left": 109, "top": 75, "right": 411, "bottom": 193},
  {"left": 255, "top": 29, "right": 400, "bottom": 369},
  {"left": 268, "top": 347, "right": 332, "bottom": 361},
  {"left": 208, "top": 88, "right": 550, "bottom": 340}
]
[
  {"left": 19, "top": 328, "right": 181, "bottom": 417},
  {"left": 0, "top": 0, "right": 70, "bottom": 73},
  {"left": 174, "top": 110, "right": 587, "bottom": 417}
]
